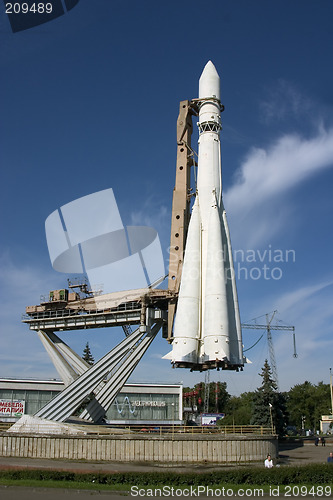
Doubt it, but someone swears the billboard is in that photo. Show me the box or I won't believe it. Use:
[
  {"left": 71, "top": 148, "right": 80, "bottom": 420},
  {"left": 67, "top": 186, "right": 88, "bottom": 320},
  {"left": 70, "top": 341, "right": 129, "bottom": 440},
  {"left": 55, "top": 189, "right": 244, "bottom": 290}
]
[
  {"left": 201, "top": 413, "right": 225, "bottom": 426},
  {"left": 0, "top": 400, "right": 25, "bottom": 418}
]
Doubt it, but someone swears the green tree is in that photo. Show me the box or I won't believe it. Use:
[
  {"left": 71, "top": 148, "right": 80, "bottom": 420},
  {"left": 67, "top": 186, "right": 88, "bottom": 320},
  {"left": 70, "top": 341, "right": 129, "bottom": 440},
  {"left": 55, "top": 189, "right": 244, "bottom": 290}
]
[
  {"left": 82, "top": 342, "right": 94, "bottom": 366},
  {"left": 286, "top": 381, "right": 331, "bottom": 432},
  {"left": 74, "top": 343, "right": 96, "bottom": 417},
  {"left": 222, "top": 392, "right": 254, "bottom": 426},
  {"left": 194, "top": 381, "right": 230, "bottom": 413},
  {"left": 250, "top": 359, "right": 288, "bottom": 436}
]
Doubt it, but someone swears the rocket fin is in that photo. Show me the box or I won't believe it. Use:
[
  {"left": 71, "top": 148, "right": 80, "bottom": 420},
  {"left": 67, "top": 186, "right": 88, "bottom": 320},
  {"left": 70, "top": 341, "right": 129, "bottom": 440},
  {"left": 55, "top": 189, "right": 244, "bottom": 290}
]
[
  {"left": 221, "top": 203, "right": 243, "bottom": 365},
  {"left": 169, "top": 196, "right": 201, "bottom": 365},
  {"left": 201, "top": 194, "right": 230, "bottom": 364}
]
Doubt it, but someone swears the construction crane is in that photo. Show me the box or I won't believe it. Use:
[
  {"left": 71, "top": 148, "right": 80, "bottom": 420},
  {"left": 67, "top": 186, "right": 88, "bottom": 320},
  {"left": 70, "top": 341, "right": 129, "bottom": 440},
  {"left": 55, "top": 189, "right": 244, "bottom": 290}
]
[
  {"left": 204, "top": 370, "right": 210, "bottom": 413},
  {"left": 242, "top": 310, "right": 297, "bottom": 390}
]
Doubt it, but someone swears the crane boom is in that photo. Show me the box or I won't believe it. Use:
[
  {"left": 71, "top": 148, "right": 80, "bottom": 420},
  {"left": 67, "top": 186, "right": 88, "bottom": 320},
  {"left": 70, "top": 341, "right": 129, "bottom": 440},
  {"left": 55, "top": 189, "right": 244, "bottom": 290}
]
[{"left": 241, "top": 311, "right": 297, "bottom": 390}]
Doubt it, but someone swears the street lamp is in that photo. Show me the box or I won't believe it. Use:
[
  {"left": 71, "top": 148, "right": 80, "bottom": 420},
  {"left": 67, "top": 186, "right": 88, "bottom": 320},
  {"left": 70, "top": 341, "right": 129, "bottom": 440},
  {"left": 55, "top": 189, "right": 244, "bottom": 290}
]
[
  {"left": 269, "top": 403, "right": 274, "bottom": 433},
  {"left": 171, "top": 402, "right": 175, "bottom": 439},
  {"left": 330, "top": 368, "right": 333, "bottom": 418}
]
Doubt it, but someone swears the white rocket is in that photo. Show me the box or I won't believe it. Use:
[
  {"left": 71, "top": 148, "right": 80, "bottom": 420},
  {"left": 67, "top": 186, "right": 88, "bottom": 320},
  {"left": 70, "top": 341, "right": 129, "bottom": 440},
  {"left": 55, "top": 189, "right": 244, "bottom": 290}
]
[{"left": 165, "top": 61, "right": 244, "bottom": 371}]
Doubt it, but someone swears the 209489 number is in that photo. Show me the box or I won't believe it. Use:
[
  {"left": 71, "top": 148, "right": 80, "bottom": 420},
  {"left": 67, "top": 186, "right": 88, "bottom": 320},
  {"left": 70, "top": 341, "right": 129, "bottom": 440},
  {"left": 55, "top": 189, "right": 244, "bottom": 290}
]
[
  {"left": 284, "top": 485, "right": 332, "bottom": 496},
  {"left": 6, "top": 3, "right": 53, "bottom": 14}
]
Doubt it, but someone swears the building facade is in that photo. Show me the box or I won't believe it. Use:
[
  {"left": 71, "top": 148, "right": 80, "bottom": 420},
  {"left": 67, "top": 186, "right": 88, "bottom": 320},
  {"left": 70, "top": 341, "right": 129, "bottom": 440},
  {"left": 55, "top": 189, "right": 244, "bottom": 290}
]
[{"left": 0, "top": 378, "right": 182, "bottom": 425}]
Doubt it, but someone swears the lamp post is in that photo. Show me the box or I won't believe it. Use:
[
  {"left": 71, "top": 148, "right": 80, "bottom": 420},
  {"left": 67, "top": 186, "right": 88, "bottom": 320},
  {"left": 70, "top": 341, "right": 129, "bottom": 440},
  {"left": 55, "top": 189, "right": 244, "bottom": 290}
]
[
  {"left": 171, "top": 402, "right": 175, "bottom": 439},
  {"left": 269, "top": 403, "right": 274, "bottom": 433},
  {"left": 330, "top": 368, "right": 333, "bottom": 418}
]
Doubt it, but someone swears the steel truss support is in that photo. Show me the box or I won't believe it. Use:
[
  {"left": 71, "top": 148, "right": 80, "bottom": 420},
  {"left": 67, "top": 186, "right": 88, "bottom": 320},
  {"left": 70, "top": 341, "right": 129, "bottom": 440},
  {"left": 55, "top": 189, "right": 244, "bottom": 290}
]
[
  {"left": 46, "top": 331, "right": 90, "bottom": 376},
  {"left": 79, "top": 323, "right": 160, "bottom": 422},
  {"left": 35, "top": 314, "right": 163, "bottom": 422},
  {"left": 36, "top": 330, "right": 83, "bottom": 387}
]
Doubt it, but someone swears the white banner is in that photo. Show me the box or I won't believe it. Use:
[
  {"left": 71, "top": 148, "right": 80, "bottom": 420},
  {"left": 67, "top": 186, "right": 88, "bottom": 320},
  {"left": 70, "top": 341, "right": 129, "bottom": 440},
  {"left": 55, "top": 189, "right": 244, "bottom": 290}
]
[
  {"left": 0, "top": 400, "right": 25, "bottom": 417},
  {"left": 201, "top": 413, "right": 225, "bottom": 426}
]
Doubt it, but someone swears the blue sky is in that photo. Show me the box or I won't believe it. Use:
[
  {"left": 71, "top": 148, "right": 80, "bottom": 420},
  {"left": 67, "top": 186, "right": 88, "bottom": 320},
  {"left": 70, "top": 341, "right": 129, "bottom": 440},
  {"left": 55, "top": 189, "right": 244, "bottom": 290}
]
[{"left": 1, "top": 0, "right": 333, "bottom": 398}]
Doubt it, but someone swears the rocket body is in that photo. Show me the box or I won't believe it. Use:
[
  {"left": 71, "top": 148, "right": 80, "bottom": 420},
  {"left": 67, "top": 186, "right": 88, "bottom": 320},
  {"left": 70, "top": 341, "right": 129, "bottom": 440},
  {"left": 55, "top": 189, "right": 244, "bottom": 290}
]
[{"left": 167, "top": 61, "right": 244, "bottom": 371}]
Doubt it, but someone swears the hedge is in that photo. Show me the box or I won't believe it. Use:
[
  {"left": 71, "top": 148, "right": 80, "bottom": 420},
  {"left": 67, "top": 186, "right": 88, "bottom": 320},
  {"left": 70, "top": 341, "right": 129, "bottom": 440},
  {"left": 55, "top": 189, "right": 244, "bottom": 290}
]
[{"left": 0, "top": 464, "right": 332, "bottom": 486}]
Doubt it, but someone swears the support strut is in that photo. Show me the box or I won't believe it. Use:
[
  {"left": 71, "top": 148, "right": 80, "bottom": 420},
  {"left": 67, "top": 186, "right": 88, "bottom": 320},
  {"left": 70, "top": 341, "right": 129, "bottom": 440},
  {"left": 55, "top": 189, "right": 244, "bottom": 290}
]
[{"left": 35, "top": 314, "right": 163, "bottom": 422}]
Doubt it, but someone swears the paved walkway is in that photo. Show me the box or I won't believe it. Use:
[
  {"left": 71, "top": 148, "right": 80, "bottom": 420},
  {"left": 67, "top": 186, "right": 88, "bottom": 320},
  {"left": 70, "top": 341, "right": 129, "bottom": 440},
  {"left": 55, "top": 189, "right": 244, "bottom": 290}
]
[
  {"left": 0, "top": 456, "right": 217, "bottom": 474},
  {"left": 278, "top": 440, "right": 332, "bottom": 466}
]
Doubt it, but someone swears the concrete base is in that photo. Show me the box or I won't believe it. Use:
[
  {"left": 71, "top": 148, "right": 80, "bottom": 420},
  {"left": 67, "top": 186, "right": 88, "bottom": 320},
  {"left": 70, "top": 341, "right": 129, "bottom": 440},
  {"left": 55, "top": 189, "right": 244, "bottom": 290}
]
[
  {"left": 0, "top": 430, "right": 278, "bottom": 463},
  {"left": 7, "top": 415, "right": 87, "bottom": 436}
]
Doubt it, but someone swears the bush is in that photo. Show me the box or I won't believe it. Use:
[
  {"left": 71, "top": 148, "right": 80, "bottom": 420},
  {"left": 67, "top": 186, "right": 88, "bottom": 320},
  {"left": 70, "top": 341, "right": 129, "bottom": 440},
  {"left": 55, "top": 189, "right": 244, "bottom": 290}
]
[{"left": 0, "top": 464, "right": 332, "bottom": 486}]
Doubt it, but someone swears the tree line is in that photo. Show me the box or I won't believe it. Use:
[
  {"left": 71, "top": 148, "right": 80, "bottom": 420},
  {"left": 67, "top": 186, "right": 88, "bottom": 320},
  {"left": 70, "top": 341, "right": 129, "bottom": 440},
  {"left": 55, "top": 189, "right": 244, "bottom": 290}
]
[{"left": 183, "top": 360, "right": 332, "bottom": 435}]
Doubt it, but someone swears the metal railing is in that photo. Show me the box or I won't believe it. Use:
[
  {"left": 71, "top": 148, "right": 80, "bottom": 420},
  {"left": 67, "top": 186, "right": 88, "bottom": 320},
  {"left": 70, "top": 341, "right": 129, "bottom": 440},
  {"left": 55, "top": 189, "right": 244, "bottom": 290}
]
[
  {"left": 3, "top": 423, "right": 273, "bottom": 436},
  {"left": 120, "top": 424, "right": 273, "bottom": 436},
  {"left": 22, "top": 301, "right": 142, "bottom": 322},
  {"left": 0, "top": 422, "right": 13, "bottom": 431}
]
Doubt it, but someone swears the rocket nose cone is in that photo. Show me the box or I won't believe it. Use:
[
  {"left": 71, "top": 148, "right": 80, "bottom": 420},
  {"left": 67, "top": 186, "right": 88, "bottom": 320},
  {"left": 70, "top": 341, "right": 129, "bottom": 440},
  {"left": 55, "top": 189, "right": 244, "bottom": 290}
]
[
  {"left": 202, "top": 60, "right": 219, "bottom": 76},
  {"left": 199, "top": 60, "right": 220, "bottom": 100}
]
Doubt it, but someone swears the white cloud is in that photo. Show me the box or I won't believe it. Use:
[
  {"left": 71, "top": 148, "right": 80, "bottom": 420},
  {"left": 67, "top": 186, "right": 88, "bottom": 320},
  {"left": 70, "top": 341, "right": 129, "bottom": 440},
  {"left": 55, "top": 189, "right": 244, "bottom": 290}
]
[
  {"left": 259, "top": 79, "right": 313, "bottom": 124},
  {"left": 0, "top": 251, "right": 64, "bottom": 379},
  {"left": 0, "top": 250, "right": 64, "bottom": 307},
  {"left": 224, "top": 127, "right": 333, "bottom": 248},
  {"left": 275, "top": 280, "right": 333, "bottom": 315},
  {"left": 130, "top": 197, "right": 169, "bottom": 233},
  {"left": 130, "top": 196, "right": 171, "bottom": 270}
]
